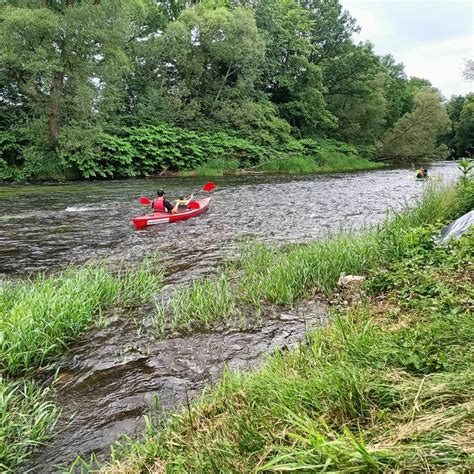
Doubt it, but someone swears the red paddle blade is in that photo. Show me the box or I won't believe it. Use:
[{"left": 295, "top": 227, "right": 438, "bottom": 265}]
[
  {"left": 139, "top": 197, "right": 151, "bottom": 205},
  {"left": 202, "top": 182, "right": 215, "bottom": 192},
  {"left": 188, "top": 201, "right": 200, "bottom": 210}
]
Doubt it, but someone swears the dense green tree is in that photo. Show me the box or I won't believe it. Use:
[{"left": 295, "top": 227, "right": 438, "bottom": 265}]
[
  {"left": 253, "top": 0, "right": 335, "bottom": 136},
  {"left": 441, "top": 95, "right": 467, "bottom": 156},
  {"left": 377, "top": 88, "right": 450, "bottom": 161},
  {"left": 324, "top": 43, "right": 386, "bottom": 143},
  {"left": 0, "top": 0, "right": 460, "bottom": 180},
  {"left": 0, "top": 1, "right": 145, "bottom": 142},
  {"left": 379, "top": 54, "right": 413, "bottom": 128},
  {"left": 300, "top": 0, "right": 359, "bottom": 65},
  {"left": 136, "top": 4, "right": 290, "bottom": 143},
  {"left": 455, "top": 96, "right": 474, "bottom": 157},
  {"left": 446, "top": 95, "right": 468, "bottom": 123}
]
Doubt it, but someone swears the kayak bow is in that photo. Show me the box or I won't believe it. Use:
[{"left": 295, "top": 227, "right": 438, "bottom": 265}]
[{"left": 132, "top": 197, "right": 211, "bottom": 230}]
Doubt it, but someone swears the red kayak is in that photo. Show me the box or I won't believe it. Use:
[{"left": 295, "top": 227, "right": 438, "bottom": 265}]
[{"left": 132, "top": 197, "right": 211, "bottom": 230}]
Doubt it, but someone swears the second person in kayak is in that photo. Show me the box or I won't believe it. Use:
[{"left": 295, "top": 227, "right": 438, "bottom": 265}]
[
  {"left": 152, "top": 190, "right": 174, "bottom": 213},
  {"left": 174, "top": 194, "right": 194, "bottom": 211}
]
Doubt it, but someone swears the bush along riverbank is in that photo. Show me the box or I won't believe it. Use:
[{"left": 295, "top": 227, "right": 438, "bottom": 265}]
[
  {"left": 0, "top": 260, "right": 163, "bottom": 472},
  {"left": 89, "top": 179, "right": 473, "bottom": 472},
  {"left": 2, "top": 125, "right": 381, "bottom": 181}
]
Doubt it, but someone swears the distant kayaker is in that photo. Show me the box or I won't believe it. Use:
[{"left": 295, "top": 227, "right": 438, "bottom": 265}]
[
  {"left": 173, "top": 194, "right": 194, "bottom": 211},
  {"left": 152, "top": 190, "right": 174, "bottom": 213},
  {"left": 416, "top": 168, "right": 428, "bottom": 179}
]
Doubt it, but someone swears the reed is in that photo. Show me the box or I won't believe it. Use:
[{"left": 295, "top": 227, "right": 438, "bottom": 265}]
[
  {"left": 238, "top": 233, "right": 378, "bottom": 306},
  {"left": 258, "top": 153, "right": 384, "bottom": 174},
  {"left": 0, "top": 259, "right": 163, "bottom": 376},
  {"left": 153, "top": 274, "right": 236, "bottom": 334},
  {"left": 0, "top": 377, "right": 60, "bottom": 471}
]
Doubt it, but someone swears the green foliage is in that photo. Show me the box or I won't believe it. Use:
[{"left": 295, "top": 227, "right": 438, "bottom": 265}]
[
  {"left": 441, "top": 94, "right": 474, "bottom": 158},
  {"left": 377, "top": 88, "right": 451, "bottom": 162},
  {"left": 324, "top": 45, "right": 387, "bottom": 144},
  {"left": 457, "top": 158, "right": 474, "bottom": 184},
  {"left": 0, "top": 259, "right": 163, "bottom": 376},
  {"left": 140, "top": 4, "right": 279, "bottom": 140},
  {"left": 0, "top": 0, "right": 463, "bottom": 180},
  {"left": 455, "top": 97, "right": 474, "bottom": 157},
  {"left": 56, "top": 125, "right": 270, "bottom": 178},
  {"left": 59, "top": 129, "right": 135, "bottom": 179},
  {"left": 0, "top": 377, "right": 59, "bottom": 472},
  {"left": 254, "top": 0, "right": 336, "bottom": 136},
  {"left": 257, "top": 138, "right": 382, "bottom": 173},
  {"left": 379, "top": 54, "right": 412, "bottom": 128},
  {"left": 195, "top": 157, "right": 240, "bottom": 176},
  {"left": 152, "top": 274, "right": 237, "bottom": 336}
]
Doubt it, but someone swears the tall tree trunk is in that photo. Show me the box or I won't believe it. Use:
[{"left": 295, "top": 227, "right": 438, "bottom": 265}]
[{"left": 48, "top": 71, "right": 64, "bottom": 143}]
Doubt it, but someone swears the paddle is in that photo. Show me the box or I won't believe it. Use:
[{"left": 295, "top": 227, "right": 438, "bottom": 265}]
[
  {"left": 200, "top": 182, "right": 216, "bottom": 193},
  {"left": 138, "top": 182, "right": 215, "bottom": 206},
  {"left": 186, "top": 182, "right": 216, "bottom": 210},
  {"left": 188, "top": 201, "right": 201, "bottom": 210}
]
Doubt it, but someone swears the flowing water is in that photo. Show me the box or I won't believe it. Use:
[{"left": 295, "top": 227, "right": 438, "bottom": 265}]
[{"left": 0, "top": 162, "right": 459, "bottom": 472}]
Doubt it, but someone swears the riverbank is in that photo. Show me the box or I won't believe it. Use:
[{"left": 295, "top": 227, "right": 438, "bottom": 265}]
[
  {"left": 1, "top": 176, "right": 471, "bottom": 471},
  {"left": 192, "top": 153, "right": 384, "bottom": 177},
  {"left": 2, "top": 124, "right": 381, "bottom": 182},
  {"left": 92, "top": 180, "right": 473, "bottom": 472},
  {"left": 0, "top": 261, "right": 163, "bottom": 471}
]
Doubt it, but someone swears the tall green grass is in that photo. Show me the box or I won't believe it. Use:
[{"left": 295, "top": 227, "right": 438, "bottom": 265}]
[
  {"left": 195, "top": 158, "right": 240, "bottom": 177},
  {"left": 194, "top": 151, "right": 384, "bottom": 176},
  {"left": 238, "top": 233, "right": 378, "bottom": 306},
  {"left": 1, "top": 259, "right": 163, "bottom": 471},
  {"left": 152, "top": 274, "right": 236, "bottom": 335},
  {"left": 0, "top": 259, "right": 163, "bottom": 376},
  {"left": 0, "top": 377, "right": 59, "bottom": 472}
]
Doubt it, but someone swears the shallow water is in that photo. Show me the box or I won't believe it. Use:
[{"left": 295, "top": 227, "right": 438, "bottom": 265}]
[
  {"left": 29, "top": 303, "right": 326, "bottom": 472},
  {"left": 1, "top": 162, "right": 459, "bottom": 472}
]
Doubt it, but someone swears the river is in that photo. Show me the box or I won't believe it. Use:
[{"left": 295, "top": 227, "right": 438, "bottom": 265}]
[{"left": 0, "top": 162, "right": 459, "bottom": 471}]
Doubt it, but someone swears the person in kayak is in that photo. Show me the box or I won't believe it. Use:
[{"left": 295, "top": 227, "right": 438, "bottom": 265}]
[
  {"left": 152, "top": 190, "right": 174, "bottom": 213},
  {"left": 416, "top": 168, "right": 428, "bottom": 179},
  {"left": 174, "top": 194, "right": 194, "bottom": 211}
]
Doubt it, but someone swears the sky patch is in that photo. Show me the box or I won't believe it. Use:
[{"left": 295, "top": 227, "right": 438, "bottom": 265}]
[{"left": 341, "top": 0, "right": 473, "bottom": 98}]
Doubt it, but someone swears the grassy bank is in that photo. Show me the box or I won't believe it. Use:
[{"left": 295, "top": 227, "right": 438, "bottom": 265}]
[
  {"left": 0, "top": 378, "right": 59, "bottom": 471},
  {"left": 194, "top": 154, "right": 383, "bottom": 177},
  {"left": 255, "top": 153, "right": 383, "bottom": 175},
  {"left": 194, "top": 139, "right": 382, "bottom": 176},
  {"left": 95, "top": 180, "right": 473, "bottom": 472},
  {"left": 0, "top": 260, "right": 163, "bottom": 471}
]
